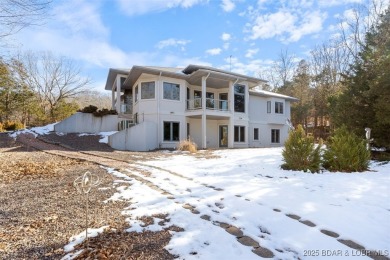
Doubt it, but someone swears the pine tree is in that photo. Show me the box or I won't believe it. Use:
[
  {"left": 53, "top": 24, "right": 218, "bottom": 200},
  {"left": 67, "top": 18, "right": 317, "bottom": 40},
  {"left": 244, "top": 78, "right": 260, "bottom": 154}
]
[{"left": 282, "top": 125, "right": 321, "bottom": 173}]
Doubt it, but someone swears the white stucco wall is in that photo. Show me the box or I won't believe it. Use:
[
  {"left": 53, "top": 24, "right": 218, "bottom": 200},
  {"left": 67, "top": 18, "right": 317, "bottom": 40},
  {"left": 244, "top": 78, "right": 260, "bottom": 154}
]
[
  {"left": 108, "top": 121, "right": 157, "bottom": 151},
  {"left": 54, "top": 113, "right": 119, "bottom": 133}
]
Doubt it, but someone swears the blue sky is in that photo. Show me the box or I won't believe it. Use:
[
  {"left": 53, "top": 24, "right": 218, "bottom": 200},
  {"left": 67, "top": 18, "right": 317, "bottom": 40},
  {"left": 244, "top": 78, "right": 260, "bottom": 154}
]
[{"left": 9, "top": 0, "right": 369, "bottom": 91}]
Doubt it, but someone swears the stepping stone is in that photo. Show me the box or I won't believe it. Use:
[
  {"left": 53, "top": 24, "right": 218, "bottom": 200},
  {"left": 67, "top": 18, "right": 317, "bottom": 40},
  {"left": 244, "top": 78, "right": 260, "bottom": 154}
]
[
  {"left": 214, "top": 188, "right": 224, "bottom": 191},
  {"left": 200, "top": 215, "right": 211, "bottom": 221},
  {"left": 286, "top": 214, "right": 301, "bottom": 220},
  {"left": 320, "top": 229, "right": 339, "bottom": 238},
  {"left": 300, "top": 220, "right": 316, "bottom": 227},
  {"left": 273, "top": 208, "right": 281, "bottom": 212},
  {"left": 215, "top": 202, "right": 224, "bottom": 209},
  {"left": 182, "top": 204, "right": 193, "bottom": 210},
  {"left": 191, "top": 209, "right": 200, "bottom": 214},
  {"left": 337, "top": 239, "right": 365, "bottom": 250},
  {"left": 366, "top": 251, "right": 390, "bottom": 260},
  {"left": 167, "top": 196, "right": 175, "bottom": 200},
  {"left": 225, "top": 226, "right": 243, "bottom": 237},
  {"left": 237, "top": 236, "right": 260, "bottom": 247},
  {"left": 162, "top": 191, "right": 171, "bottom": 195},
  {"left": 245, "top": 198, "right": 250, "bottom": 201},
  {"left": 252, "top": 247, "right": 274, "bottom": 258},
  {"left": 216, "top": 222, "right": 230, "bottom": 229},
  {"left": 235, "top": 195, "right": 242, "bottom": 197}
]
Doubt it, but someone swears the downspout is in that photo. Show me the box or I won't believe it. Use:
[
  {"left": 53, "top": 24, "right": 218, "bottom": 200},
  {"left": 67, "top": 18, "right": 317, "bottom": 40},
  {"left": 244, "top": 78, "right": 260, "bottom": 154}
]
[{"left": 157, "top": 71, "right": 162, "bottom": 148}]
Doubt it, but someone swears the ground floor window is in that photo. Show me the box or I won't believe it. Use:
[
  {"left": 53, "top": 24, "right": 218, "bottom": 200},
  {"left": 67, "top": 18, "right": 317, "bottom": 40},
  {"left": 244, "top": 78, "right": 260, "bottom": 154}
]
[
  {"left": 271, "top": 129, "right": 280, "bottom": 143},
  {"left": 164, "top": 122, "right": 180, "bottom": 141},
  {"left": 234, "top": 126, "right": 245, "bottom": 142},
  {"left": 254, "top": 128, "right": 259, "bottom": 140}
]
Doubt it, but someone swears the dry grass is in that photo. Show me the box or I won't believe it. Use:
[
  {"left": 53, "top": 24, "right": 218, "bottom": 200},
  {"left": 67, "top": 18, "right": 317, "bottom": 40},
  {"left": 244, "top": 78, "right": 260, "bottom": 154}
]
[{"left": 177, "top": 139, "right": 198, "bottom": 153}]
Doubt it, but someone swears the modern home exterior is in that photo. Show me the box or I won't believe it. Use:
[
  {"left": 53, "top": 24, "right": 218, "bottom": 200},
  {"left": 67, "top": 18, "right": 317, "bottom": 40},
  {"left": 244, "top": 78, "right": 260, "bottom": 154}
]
[{"left": 103, "top": 64, "right": 297, "bottom": 151}]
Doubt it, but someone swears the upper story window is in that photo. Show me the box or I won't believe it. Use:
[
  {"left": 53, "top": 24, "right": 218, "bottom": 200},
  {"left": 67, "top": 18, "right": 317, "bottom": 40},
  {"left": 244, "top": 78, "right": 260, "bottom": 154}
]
[
  {"left": 141, "top": 82, "right": 155, "bottom": 99},
  {"left": 163, "top": 82, "right": 180, "bottom": 101},
  {"left": 267, "top": 101, "right": 271, "bottom": 113},
  {"left": 275, "top": 102, "right": 284, "bottom": 114},
  {"left": 234, "top": 84, "right": 245, "bottom": 113},
  {"left": 134, "top": 85, "right": 139, "bottom": 102}
]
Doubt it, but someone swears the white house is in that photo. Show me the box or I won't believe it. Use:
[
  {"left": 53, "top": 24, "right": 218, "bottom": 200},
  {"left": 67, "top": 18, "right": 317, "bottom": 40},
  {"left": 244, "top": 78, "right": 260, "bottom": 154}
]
[{"left": 103, "top": 64, "right": 297, "bottom": 151}]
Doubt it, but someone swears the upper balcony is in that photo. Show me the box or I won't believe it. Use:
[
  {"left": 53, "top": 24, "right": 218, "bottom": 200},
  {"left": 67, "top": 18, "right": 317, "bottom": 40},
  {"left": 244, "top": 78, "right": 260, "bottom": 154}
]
[{"left": 186, "top": 98, "right": 229, "bottom": 111}]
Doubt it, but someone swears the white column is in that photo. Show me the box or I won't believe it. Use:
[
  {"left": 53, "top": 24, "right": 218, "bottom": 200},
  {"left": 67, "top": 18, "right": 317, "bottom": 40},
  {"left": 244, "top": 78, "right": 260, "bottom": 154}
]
[
  {"left": 111, "top": 85, "right": 116, "bottom": 110},
  {"left": 228, "top": 81, "right": 235, "bottom": 148},
  {"left": 115, "top": 77, "right": 121, "bottom": 113},
  {"left": 201, "top": 76, "right": 207, "bottom": 149}
]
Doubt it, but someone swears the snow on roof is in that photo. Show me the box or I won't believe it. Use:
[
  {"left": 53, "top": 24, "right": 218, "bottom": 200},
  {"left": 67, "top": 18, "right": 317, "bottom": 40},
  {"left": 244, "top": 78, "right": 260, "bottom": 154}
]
[{"left": 249, "top": 87, "right": 298, "bottom": 101}]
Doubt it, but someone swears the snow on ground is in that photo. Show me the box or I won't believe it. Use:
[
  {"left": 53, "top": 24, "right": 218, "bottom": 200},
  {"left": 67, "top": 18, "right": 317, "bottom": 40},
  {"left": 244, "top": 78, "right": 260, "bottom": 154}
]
[
  {"left": 104, "top": 148, "right": 390, "bottom": 260},
  {"left": 8, "top": 123, "right": 57, "bottom": 138}
]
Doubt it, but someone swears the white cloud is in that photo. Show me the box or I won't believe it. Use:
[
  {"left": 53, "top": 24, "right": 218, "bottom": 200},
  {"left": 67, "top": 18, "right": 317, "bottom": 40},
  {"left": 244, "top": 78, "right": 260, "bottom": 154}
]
[
  {"left": 221, "top": 0, "right": 235, "bottom": 12},
  {"left": 245, "top": 48, "right": 259, "bottom": 58},
  {"left": 156, "top": 38, "right": 191, "bottom": 49},
  {"left": 206, "top": 48, "right": 222, "bottom": 55},
  {"left": 247, "top": 9, "right": 326, "bottom": 42},
  {"left": 116, "top": 0, "right": 208, "bottom": 16},
  {"left": 221, "top": 33, "right": 231, "bottom": 41},
  {"left": 318, "top": 0, "right": 363, "bottom": 7},
  {"left": 223, "top": 42, "right": 230, "bottom": 50},
  {"left": 220, "top": 56, "right": 274, "bottom": 76}
]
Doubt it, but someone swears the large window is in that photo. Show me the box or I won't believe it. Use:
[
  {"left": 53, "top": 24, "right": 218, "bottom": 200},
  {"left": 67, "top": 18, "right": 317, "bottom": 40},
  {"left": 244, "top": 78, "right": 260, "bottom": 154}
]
[
  {"left": 254, "top": 128, "right": 259, "bottom": 140},
  {"left": 267, "top": 101, "right": 271, "bottom": 113},
  {"left": 134, "top": 85, "right": 139, "bottom": 102},
  {"left": 275, "top": 102, "right": 284, "bottom": 114},
  {"left": 234, "top": 84, "right": 245, "bottom": 113},
  {"left": 141, "top": 82, "right": 155, "bottom": 99},
  {"left": 234, "top": 126, "right": 245, "bottom": 142},
  {"left": 271, "top": 129, "right": 280, "bottom": 143},
  {"left": 164, "top": 122, "right": 180, "bottom": 141},
  {"left": 163, "top": 82, "right": 180, "bottom": 100}
]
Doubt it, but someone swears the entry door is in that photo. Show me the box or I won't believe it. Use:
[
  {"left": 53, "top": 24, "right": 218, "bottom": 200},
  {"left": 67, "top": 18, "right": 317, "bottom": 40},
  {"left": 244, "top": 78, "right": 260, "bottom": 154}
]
[{"left": 219, "top": 125, "right": 228, "bottom": 147}]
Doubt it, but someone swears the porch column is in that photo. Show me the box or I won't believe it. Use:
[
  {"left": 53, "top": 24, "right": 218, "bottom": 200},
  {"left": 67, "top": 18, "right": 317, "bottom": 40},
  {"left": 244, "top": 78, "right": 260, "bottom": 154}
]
[
  {"left": 201, "top": 75, "right": 207, "bottom": 149},
  {"left": 115, "top": 77, "right": 121, "bottom": 113},
  {"left": 228, "top": 80, "right": 235, "bottom": 148},
  {"left": 111, "top": 85, "right": 116, "bottom": 110}
]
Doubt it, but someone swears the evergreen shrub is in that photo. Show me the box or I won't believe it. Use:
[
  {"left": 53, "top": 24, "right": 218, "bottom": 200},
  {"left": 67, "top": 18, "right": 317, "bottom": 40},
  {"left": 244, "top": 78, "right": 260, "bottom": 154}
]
[
  {"left": 3, "top": 120, "right": 24, "bottom": 131},
  {"left": 281, "top": 125, "right": 321, "bottom": 173},
  {"left": 323, "top": 126, "right": 370, "bottom": 172},
  {"left": 78, "top": 105, "right": 98, "bottom": 113}
]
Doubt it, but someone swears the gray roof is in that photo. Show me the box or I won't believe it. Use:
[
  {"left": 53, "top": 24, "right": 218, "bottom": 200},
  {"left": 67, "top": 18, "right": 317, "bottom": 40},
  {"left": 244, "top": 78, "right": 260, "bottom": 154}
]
[{"left": 106, "top": 64, "right": 266, "bottom": 91}]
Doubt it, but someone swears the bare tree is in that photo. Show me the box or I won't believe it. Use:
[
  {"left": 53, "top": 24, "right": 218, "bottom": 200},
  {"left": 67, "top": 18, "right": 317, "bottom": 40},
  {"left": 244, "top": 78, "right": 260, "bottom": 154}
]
[
  {"left": 19, "top": 51, "right": 90, "bottom": 121},
  {"left": 0, "top": 0, "right": 51, "bottom": 38},
  {"left": 259, "top": 48, "right": 296, "bottom": 91}
]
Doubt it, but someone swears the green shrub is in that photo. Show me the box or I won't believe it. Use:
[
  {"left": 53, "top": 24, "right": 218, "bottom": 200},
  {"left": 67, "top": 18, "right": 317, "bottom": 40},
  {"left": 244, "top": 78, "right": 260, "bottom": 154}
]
[
  {"left": 281, "top": 125, "right": 321, "bottom": 173},
  {"left": 3, "top": 120, "right": 24, "bottom": 131},
  {"left": 177, "top": 139, "right": 198, "bottom": 153},
  {"left": 78, "top": 105, "right": 98, "bottom": 113},
  {"left": 323, "top": 126, "right": 370, "bottom": 172}
]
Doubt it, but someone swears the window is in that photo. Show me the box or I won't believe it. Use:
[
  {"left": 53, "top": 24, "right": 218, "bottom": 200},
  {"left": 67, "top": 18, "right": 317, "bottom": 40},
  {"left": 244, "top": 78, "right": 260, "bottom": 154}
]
[
  {"left": 134, "top": 85, "right": 139, "bottom": 102},
  {"left": 234, "top": 84, "right": 245, "bottom": 113},
  {"left": 163, "top": 82, "right": 180, "bottom": 100},
  {"left": 206, "top": 92, "right": 214, "bottom": 108},
  {"left": 187, "top": 123, "right": 190, "bottom": 139},
  {"left": 141, "top": 82, "right": 155, "bottom": 99},
  {"left": 267, "top": 101, "right": 271, "bottom": 113},
  {"left": 194, "top": 90, "right": 202, "bottom": 108},
  {"left": 271, "top": 129, "right": 280, "bottom": 143},
  {"left": 164, "top": 122, "right": 180, "bottom": 141},
  {"left": 219, "top": 93, "right": 228, "bottom": 110},
  {"left": 275, "top": 102, "right": 284, "bottom": 114},
  {"left": 234, "top": 126, "right": 245, "bottom": 142},
  {"left": 254, "top": 128, "right": 259, "bottom": 140}
]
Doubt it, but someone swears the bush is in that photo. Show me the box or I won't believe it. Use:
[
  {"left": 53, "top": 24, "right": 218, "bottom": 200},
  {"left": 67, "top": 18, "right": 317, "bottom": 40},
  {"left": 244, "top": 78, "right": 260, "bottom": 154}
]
[
  {"left": 78, "top": 105, "right": 98, "bottom": 113},
  {"left": 177, "top": 139, "right": 198, "bottom": 153},
  {"left": 0, "top": 122, "right": 4, "bottom": 132},
  {"left": 281, "top": 125, "right": 321, "bottom": 173},
  {"left": 3, "top": 120, "right": 24, "bottom": 131},
  {"left": 93, "top": 108, "right": 117, "bottom": 117},
  {"left": 323, "top": 126, "right": 370, "bottom": 172}
]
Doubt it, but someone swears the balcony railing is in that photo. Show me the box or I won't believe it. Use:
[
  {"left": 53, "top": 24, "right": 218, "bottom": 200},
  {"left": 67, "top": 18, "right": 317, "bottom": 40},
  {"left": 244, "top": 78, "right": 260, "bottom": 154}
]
[
  {"left": 187, "top": 98, "right": 229, "bottom": 111},
  {"left": 120, "top": 103, "right": 132, "bottom": 114}
]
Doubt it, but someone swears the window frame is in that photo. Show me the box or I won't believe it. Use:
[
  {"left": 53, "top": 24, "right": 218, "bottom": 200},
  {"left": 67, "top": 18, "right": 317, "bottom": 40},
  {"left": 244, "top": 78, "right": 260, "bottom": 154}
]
[
  {"left": 267, "top": 101, "right": 271, "bottom": 113},
  {"left": 141, "top": 81, "right": 155, "bottom": 100},
  {"left": 163, "top": 121, "right": 180, "bottom": 142},
  {"left": 134, "top": 85, "right": 139, "bottom": 103},
  {"left": 271, "top": 129, "right": 280, "bottom": 143},
  {"left": 234, "top": 84, "right": 245, "bottom": 113},
  {"left": 163, "top": 82, "right": 180, "bottom": 101},
  {"left": 254, "top": 128, "right": 259, "bottom": 141},
  {"left": 234, "top": 125, "right": 245, "bottom": 142},
  {"left": 275, "top": 101, "right": 284, "bottom": 114}
]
